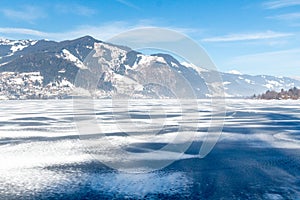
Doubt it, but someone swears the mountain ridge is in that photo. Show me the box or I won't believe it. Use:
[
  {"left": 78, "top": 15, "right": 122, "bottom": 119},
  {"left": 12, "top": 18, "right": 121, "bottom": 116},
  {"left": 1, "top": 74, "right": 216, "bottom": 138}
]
[{"left": 0, "top": 36, "right": 299, "bottom": 99}]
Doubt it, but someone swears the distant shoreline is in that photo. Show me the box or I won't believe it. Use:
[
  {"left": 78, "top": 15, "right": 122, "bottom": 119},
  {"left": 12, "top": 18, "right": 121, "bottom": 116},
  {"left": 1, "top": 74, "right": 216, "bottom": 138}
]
[{"left": 252, "top": 87, "right": 300, "bottom": 100}]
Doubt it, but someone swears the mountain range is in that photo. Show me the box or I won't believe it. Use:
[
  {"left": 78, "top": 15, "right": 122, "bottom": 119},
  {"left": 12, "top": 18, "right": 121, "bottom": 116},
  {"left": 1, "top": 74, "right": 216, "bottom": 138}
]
[{"left": 0, "top": 36, "right": 299, "bottom": 99}]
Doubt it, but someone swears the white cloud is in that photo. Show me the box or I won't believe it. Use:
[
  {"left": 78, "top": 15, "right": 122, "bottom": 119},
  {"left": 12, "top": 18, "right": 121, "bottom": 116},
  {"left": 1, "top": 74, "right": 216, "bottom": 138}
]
[
  {"left": 0, "top": 25, "right": 125, "bottom": 41},
  {"left": 201, "top": 31, "right": 293, "bottom": 42},
  {"left": 0, "top": 21, "right": 195, "bottom": 42},
  {"left": 0, "top": 6, "right": 45, "bottom": 22},
  {"left": 268, "top": 12, "right": 300, "bottom": 26},
  {"left": 227, "top": 48, "right": 300, "bottom": 76},
  {"left": 116, "top": 0, "right": 141, "bottom": 10},
  {"left": 269, "top": 12, "right": 300, "bottom": 20},
  {"left": 263, "top": 0, "right": 300, "bottom": 9},
  {"left": 55, "top": 4, "right": 97, "bottom": 16},
  {"left": 0, "top": 22, "right": 138, "bottom": 40},
  {"left": 0, "top": 27, "right": 47, "bottom": 37}
]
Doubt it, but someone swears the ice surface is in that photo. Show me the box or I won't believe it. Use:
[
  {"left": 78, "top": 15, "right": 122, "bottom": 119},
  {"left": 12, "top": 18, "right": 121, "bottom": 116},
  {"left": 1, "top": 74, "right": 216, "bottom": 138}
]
[{"left": 0, "top": 99, "right": 299, "bottom": 199}]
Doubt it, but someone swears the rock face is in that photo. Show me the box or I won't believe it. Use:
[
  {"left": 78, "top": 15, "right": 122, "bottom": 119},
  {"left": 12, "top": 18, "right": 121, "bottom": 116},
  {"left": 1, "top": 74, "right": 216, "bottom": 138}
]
[{"left": 0, "top": 36, "right": 299, "bottom": 99}]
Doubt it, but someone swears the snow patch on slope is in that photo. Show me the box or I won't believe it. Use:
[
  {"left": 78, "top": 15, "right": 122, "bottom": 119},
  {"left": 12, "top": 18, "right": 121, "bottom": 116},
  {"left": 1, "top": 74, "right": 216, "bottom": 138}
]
[
  {"left": 171, "top": 61, "right": 178, "bottom": 68},
  {"left": 133, "top": 55, "right": 167, "bottom": 70},
  {"left": 181, "top": 62, "right": 208, "bottom": 74},
  {"left": 228, "top": 70, "right": 242, "bottom": 75},
  {"left": 113, "top": 73, "right": 144, "bottom": 93},
  {"left": 0, "top": 61, "right": 10, "bottom": 67},
  {"left": 0, "top": 39, "right": 38, "bottom": 56},
  {"left": 94, "top": 42, "right": 127, "bottom": 68},
  {"left": 59, "top": 49, "right": 87, "bottom": 69},
  {"left": 264, "top": 80, "right": 283, "bottom": 89}
]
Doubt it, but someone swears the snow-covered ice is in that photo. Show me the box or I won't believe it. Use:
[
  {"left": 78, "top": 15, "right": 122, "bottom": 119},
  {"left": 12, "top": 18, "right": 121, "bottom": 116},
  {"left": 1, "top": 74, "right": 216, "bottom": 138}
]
[{"left": 0, "top": 99, "right": 299, "bottom": 199}]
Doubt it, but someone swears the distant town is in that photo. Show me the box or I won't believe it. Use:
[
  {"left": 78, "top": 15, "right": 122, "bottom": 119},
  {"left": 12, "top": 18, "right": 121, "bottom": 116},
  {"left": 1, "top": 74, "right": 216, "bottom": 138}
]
[{"left": 0, "top": 72, "right": 73, "bottom": 100}]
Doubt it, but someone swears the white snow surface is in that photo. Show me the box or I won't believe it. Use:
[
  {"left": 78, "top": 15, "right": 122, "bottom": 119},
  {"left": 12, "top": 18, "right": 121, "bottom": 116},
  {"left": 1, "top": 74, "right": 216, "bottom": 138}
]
[{"left": 0, "top": 99, "right": 300, "bottom": 198}]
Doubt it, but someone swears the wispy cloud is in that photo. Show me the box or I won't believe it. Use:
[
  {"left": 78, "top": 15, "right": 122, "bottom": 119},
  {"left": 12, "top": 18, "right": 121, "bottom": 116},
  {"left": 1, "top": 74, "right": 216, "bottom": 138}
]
[
  {"left": 55, "top": 4, "right": 97, "bottom": 16},
  {"left": 268, "top": 12, "right": 300, "bottom": 26},
  {"left": 116, "top": 0, "right": 141, "bottom": 10},
  {"left": 0, "top": 21, "right": 195, "bottom": 41},
  {"left": 227, "top": 48, "right": 300, "bottom": 76},
  {"left": 0, "top": 24, "right": 126, "bottom": 41},
  {"left": 263, "top": 0, "right": 300, "bottom": 9},
  {"left": 269, "top": 12, "right": 300, "bottom": 20},
  {"left": 0, "top": 27, "right": 47, "bottom": 37},
  {"left": 267, "top": 12, "right": 300, "bottom": 26},
  {"left": 0, "top": 6, "right": 45, "bottom": 23},
  {"left": 201, "top": 31, "right": 293, "bottom": 42}
]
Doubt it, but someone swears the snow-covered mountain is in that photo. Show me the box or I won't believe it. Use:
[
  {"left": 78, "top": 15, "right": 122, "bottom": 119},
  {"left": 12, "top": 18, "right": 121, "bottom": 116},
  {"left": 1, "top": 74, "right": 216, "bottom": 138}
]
[
  {"left": 222, "top": 72, "right": 299, "bottom": 97},
  {"left": 0, "top": 36, "right": 299, "bottom": 99},
  {"left": 0, "top": 38, "right": 38, "bottom": 57}
]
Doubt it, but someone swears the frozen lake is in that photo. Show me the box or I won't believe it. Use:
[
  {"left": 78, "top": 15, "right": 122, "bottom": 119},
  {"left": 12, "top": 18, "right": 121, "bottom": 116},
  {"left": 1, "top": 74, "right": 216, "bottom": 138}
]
[{"left": 0, "top": 100, "right": 299, "bottom": 199}]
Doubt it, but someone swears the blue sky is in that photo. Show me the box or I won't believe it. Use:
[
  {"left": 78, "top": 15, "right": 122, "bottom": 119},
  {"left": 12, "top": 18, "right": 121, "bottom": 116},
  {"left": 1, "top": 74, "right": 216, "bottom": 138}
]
[{"left": 0, "top": 0, "right": 300, "bottom": 77}]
